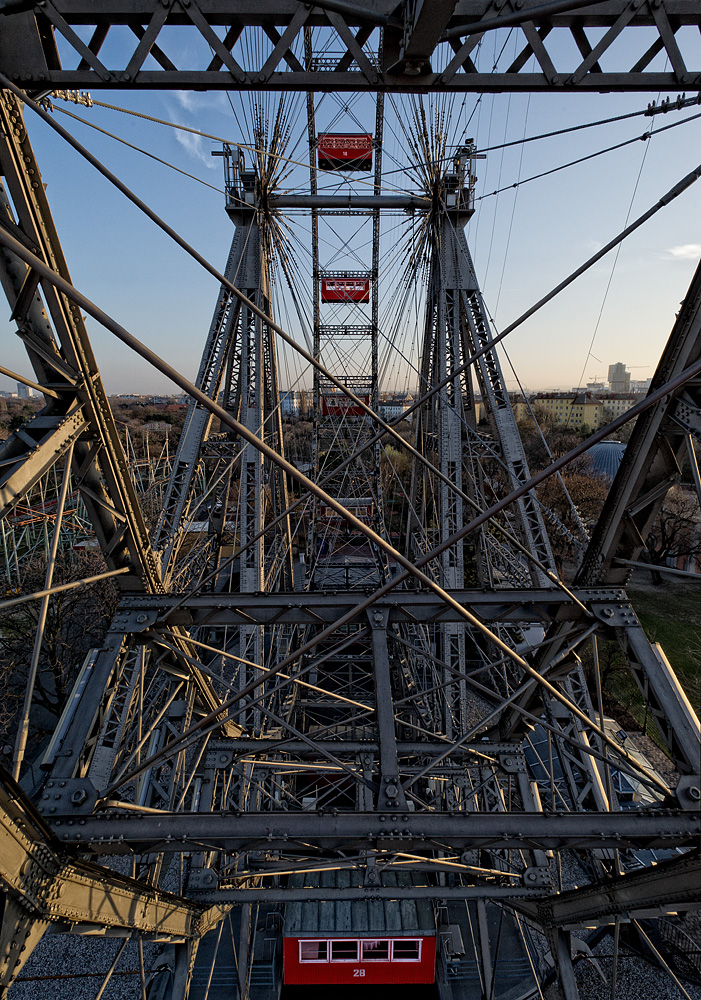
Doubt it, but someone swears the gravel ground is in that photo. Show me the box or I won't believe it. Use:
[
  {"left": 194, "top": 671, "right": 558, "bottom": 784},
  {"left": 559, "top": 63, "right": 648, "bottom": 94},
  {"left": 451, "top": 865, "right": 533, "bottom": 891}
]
[
  {"left": 10, "top": 936, "right": 163, "bottom": 1000},
  {"left": 575, "top": 932, "right": 701, "bottom": 1000},
  {"left": 626, "top": 729, "right": 680, "bottom": 786},
  {"left": 9, "top": 855, "right": 178, "bottom": 999},
  {"left": 12, "top": 920, "right": 700, "bottom": 999}
]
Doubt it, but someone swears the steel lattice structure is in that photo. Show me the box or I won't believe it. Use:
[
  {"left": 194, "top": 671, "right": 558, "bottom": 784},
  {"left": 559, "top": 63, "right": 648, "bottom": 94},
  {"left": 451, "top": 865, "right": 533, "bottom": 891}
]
[
  {"left": 1, "top": 1, "right": 701, "bottom": 92},
  {"left": 0, "top": 4, "right": 700, "bottom": 1000}
]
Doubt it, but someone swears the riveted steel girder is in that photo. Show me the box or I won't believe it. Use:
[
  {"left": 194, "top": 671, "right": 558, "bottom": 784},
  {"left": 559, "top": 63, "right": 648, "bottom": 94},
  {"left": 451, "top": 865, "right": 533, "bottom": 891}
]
[
  {"left": 50, "top": 809, "right": 701, "bottom": 855},
  {"left": 116, "top": 586, "right": 620, "bottom": 628},
  {"left": 1, "top": 2, "right": 701, "bottom": 92},
  {"left": 517, "top": 851, "right": 701, "bottom": 929},
  {"left": 0, "top": 768, "right": 225, "bottom": 991}
]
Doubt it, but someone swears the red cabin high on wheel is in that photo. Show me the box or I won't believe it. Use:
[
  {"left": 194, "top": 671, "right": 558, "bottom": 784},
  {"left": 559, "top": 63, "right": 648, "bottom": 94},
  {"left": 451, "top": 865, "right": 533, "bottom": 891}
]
[
  {"left": 321, "top": 393, "right": 370, "bottom": 416},
  {"left": 321, "top": 276, "right": 371, "bottom": 302},
  {"left": 283, "top": 871, "right": 436, "bottom": 986},
  {"left": 318, "top": 133, "right": 373, "bottom": 171}
]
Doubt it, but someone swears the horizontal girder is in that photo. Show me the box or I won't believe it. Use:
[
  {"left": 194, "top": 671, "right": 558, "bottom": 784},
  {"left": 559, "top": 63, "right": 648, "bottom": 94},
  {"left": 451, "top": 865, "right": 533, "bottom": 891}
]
[
  {"left": 272, "top": 195, "right": 430, "bottom": 209},
  {"left": 191, "top": 886, "right": 553, "bottom": 902},
  {"left": 116, "top": 586, "right": 625, "bottom": 628},
  {"left": 1, "top": 1, "right": 701, "bottom": 93},
  {"left": 518, "top": 851, "right": 701, "bottom": 929},
  {"left": 50, "top": 809, "right": 700, "bottom": 854},
  {"left": 202, "top": 739, "right": 523, "bottom": 755}
]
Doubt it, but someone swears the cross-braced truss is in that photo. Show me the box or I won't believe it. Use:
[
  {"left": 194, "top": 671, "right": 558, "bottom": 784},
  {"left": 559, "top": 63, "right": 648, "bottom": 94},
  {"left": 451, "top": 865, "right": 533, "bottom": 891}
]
[{"left": 2, "top": 1, "right": 701, "bottom": 93}]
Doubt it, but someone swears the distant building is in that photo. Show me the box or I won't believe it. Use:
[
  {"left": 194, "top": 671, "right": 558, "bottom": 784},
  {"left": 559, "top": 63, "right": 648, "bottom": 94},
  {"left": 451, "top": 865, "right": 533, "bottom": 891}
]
[
  {"left": 279, "top": 389, "right": 311, "bottom": 418},
  {"left": 573, "top": 381, "right": 606, "bottom": 393},
  {"left": 530, "top": 391, "right": 604, "bottom": 430},
  {"left": 378, "top": 395, "right": 411, "bottom": 421},
  {"left": 607, "top": 362, "right": 631, "bottom": 393},
  {"left": 279, "top": 390, "right": 299, "bottom": 417},
  {"left": 598, "top": 393, "right": 637, "bottom": 420},
  {"left": 510, "top": 395, "right": 530, "bottom": 422},
  {"left": 630, "top": 378, "right": 651, "bottom": 394},
  {"left": 16, "top": 381, "right": 32, "bottom": 399}
]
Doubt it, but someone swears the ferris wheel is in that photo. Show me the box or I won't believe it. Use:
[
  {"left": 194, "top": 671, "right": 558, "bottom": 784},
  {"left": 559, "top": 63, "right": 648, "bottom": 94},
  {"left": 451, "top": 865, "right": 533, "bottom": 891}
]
[{"left": 0, "top": 8, "right": 699, "bottom": 1000}]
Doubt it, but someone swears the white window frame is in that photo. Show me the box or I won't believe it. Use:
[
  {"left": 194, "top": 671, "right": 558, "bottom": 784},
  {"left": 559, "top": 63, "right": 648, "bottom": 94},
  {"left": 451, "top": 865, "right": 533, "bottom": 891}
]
[
  {"left": 391, "top": 938, "right": 422, "bottom": 962},
  {"left": 329, "top": 939, "right": 360, "bottom": 963},
  {"left": 361, "top": 939, "right": 391, "bottom": 962},
  {"left": 298, "top": 939, "right": 329, "bottom": 963}
]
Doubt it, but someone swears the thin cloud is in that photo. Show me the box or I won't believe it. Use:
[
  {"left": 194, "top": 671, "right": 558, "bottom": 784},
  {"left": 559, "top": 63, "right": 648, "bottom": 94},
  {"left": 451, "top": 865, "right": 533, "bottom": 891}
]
[
  {"left": 163, "top": 95, "right": 217, "bottom": 169},
  {"left": 665, "top": 243, "right": 701, "bottom": 261},
  {"left": 173, "top": 91, "right": 198, "bottom": 114},
  {"left": 173, "top": 90, "right": 228, "bottom": 115},
  {"left": 173, "top": 128, "right": 215, "bottom": 169}
]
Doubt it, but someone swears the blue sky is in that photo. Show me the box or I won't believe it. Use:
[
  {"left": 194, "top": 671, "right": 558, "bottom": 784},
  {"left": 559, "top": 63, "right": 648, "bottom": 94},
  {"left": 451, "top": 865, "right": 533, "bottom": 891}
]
[{"left": 2, "top": 61, "right": 701, "bottom": 396}]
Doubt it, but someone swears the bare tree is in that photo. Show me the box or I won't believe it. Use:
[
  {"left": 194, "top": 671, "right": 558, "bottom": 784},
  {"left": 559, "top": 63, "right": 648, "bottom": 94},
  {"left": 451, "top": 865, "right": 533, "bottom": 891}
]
[
  {"left": 645, "top": 486, "right": 701, "bottom": 584},
  {"left": 0, "top": 551, "right": 117, "bottom": 759},
  {"left": 537, "top": 467, "right": 609, "bottom": 572}
]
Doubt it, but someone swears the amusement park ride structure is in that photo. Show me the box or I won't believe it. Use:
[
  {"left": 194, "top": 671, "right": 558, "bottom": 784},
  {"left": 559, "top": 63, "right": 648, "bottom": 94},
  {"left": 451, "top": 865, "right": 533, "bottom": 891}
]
[{"left": 0, "top": 3, "right": 700, "bottom": 999}]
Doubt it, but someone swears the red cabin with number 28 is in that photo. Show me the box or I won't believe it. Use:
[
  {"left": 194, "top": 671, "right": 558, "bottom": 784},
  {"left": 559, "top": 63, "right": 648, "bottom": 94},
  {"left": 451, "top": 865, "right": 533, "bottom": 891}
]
[{"left": 283, "top": 873, "right": 436, "bottom": 986}]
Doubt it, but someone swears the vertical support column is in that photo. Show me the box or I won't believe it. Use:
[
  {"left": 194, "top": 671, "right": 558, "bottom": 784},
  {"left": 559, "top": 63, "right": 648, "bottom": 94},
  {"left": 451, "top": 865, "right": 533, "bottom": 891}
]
[
  {"left": 154, "top": 225, "right": 249, "bottom": 576},
  {"left": 170, "top": 939, "right": 199, "bottom": 1000},
  {"left": 370, "top": 90, "right": 387, "bottom": 580},
  {"left": 455, "top": 228, "right": 555, "bottom": 585},
  {"left": 305, "top": 36, "right": 321, "bottom": 576},
  {"left": 237, "top": 904, "right": 251, "bottom": 1000},
  {"left": 419, "top": 222, "right": 470, "bottom": 734},
  {"left": 13, "top": 443, "right": 74, "bottom": 781},
  {"left": 237, "top": 227, "right": 265, "bottom": 734},
  {"left": 554, "top": 928, "right": 581, "bottom": 1000},
  {"left": 0, "top": 898, "right": 49, "bottom": 995},
  {"left": 476, "top": 899, "right": 493, "bottom": 1000},
  {"left": 368, "top": 608, "right": 407, "bottom": 810}
]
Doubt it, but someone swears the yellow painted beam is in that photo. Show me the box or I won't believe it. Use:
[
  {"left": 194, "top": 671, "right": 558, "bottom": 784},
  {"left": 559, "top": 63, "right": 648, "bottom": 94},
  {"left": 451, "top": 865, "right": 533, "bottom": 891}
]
[{"left": 0, "top": 770, "right": 226, "bottom": 991}]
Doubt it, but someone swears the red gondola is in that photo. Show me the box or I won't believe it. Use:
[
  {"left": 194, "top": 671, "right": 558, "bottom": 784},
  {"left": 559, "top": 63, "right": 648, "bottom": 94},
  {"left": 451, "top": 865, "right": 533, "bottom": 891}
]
[
  {"left": 318, "top": 133, "right": 373, "bottom": 171},
  {"left": 284, "top": 936, "right": 436, "bottom": 985},
  {"left": 284, "top": 871, "right": 436, "bottom": 986},
  {"left": 321, "top": 394, "right": 370, "bottom": 416},
  {"left": 321, "top": 277, "right": 370, "bottom": 302}
]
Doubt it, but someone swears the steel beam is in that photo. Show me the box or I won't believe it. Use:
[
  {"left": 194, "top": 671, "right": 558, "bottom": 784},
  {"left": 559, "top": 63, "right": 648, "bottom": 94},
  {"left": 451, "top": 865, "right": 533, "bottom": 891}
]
[
  {"left": 369, "top": 612, "right": 408, "bottom": 810},
  {"left": 517, "top": 851, "right": 701, "bottom": 929},
  {"left": 1, "top": 2, "right": 700, "bottom": 92},
  {"left": 0, "top": 92, "right": 162, "bottom": 593},
  {"left": 153, "top": 225, "right": 249, "bottom": 569},
  {"left": 49, "top": 810, "right": 701, "bottom": 854},
  {"left": 0, "top": 402, "right": 88, "bottom": 517},
  {"left": 118, "top": 586, "right": 609, "bottom": 627},
  {"left": 618, "top": 627, "right": 701, "bottom": 774},
  {"left": 204, "top": 738, "right": 523, "bottom": 756},
  {"left": 0, "top": 769, "right": 225, "bottom": 991},
  {"left": 522, "top": 260, "right": 701, "bottom": 772},
  {"left": 272, "top": 195, "right": 430, "bottom": 209},
  {"left": 578, "top": 257, "right": 701, "bottom": 588},
  {"left": 190, "top": 885, "right": 550, "bottom": 902}
]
